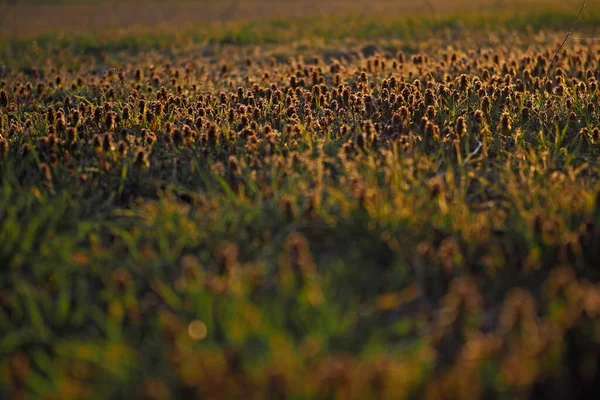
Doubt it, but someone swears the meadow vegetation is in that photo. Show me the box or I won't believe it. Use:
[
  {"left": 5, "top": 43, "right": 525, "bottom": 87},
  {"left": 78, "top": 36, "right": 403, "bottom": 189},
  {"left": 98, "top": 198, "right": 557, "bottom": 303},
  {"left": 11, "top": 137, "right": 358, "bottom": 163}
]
[{"left": 2, "top": 0, "right": 600, "bottom": 398}]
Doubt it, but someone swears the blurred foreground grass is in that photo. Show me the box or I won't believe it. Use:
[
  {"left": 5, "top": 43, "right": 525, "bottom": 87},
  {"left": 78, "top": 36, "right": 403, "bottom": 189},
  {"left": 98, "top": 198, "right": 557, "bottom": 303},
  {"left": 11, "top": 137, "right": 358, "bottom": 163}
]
[{"left": 2, "top": 0, "right": 600, "bottom": 399}]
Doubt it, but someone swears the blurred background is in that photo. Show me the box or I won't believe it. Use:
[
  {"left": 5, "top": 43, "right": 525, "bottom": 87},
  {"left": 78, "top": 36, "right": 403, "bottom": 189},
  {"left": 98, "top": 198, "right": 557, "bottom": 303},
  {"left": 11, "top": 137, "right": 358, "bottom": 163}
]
[{"left": 0, "top": 0, "right": 584, "bottom": 36}]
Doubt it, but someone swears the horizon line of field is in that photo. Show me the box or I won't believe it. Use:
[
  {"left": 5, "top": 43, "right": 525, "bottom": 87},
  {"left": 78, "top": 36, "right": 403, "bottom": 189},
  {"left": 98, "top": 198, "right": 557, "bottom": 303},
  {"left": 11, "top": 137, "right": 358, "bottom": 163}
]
[{"left": 0, "top": 0, "right": 594, "bottom": 36}]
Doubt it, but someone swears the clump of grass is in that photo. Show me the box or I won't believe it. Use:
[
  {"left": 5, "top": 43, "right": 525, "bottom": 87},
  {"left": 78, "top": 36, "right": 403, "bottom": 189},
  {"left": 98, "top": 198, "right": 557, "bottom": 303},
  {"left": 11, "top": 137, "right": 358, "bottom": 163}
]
[{"left": 2, "top": 2, "right": 600, "bottom": 399}]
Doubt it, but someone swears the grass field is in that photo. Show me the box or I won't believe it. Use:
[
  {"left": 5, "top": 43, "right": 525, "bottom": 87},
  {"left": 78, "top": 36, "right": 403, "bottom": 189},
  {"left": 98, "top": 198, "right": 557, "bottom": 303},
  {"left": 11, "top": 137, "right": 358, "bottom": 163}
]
[{"left": 2, "top": 0, "right": 600, "bottom": 398}]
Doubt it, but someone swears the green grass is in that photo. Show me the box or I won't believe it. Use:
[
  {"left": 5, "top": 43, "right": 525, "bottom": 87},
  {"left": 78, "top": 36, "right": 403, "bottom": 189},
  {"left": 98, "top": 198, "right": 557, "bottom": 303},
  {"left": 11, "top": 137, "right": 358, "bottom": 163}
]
[{"left": 2, "top": 2, "right": 600, "bottom": 399}]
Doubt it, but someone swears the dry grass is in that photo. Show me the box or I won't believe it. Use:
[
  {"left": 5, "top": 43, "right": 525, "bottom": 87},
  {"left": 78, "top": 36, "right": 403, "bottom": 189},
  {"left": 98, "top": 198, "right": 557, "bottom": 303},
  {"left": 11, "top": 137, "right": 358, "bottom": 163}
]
[{"left": 2, "top": 1, "right": 600, "bottom": 399}]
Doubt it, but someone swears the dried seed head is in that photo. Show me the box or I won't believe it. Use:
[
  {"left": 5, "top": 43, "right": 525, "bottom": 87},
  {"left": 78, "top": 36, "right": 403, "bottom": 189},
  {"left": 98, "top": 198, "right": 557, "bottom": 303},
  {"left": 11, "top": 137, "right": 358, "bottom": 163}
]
[
  {"left": 391, "top": 112, "right": 403, "bottom": 127},
  {"left": 93, "top": 107, "right": 102, "bottom": 123},
  {"left": 587, "top": 102, "right": 596, "bottom": 114},
  {"left": 426, "top": 105, "right": 436, "bottom": 121},
  {"left": 482, "top": 69, "right": 490, "bottom": 81},
  {"left": 105, "top": 111, "right": 117, "bottom": 131},
  {"left": 399, "top": 106, "right": 409, "bottom": 119},
  {"left": 122, "top": 105, "right": 130, "bottom": 120},
  {"left": 500, "top": 112, "right": 512, "bottom": 133},
  {"left": 182, "top": 125, "right": 193, "bottom": 138},
  {"left": 47, "top": 106, "right": 56, "bottom": 125},
  {"left": 481, "top": 96, "right": 491, "bottom": 113},
  {"left": 459, "top": 74, "right": 469, "bottom": 91}
]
